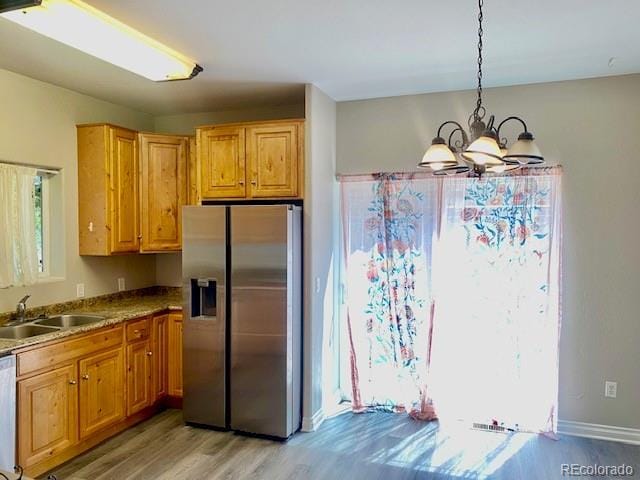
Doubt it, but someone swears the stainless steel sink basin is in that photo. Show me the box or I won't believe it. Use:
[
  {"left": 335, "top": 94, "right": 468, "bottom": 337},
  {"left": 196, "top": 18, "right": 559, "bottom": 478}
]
[
  {"left": 35, "top": 314, "right": 106, "bottom": 328},
  {"left": 0, "top": 324, "right": 60, "bottom": 339}
]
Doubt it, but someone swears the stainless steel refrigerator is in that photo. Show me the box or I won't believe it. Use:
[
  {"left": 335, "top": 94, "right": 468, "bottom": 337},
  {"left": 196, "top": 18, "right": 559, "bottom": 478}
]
[{"left": 182, "top": 204, "right": 302, "bottom": 439}]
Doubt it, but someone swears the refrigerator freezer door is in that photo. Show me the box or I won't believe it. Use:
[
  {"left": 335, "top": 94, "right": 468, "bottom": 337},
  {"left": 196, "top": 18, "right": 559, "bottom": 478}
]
[
  {"left": 183, "top": 206, "right": 227, "bottom": 428},
  {"left": 230, "top": 205, "right": 301, "bottom": 438}
]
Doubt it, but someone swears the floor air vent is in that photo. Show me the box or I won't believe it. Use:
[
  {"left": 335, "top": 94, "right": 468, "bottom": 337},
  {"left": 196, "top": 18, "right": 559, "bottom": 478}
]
[{"left": 472, "top": 422, "right": 507, "bottom": 433}]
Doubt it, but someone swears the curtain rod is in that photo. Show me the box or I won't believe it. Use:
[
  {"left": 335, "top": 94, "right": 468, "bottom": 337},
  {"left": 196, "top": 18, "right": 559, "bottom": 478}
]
[
  {"left": 336, "top": 165, "right": 563, "bottom": 182},
  {"left": 0, "top": 160, "right": 60, "bottom": 175}
]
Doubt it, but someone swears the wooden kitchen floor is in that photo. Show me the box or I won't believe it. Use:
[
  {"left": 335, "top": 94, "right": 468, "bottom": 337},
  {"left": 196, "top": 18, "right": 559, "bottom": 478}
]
[{"left": 47, "top": 409, "right": 640, "bottom": 480}]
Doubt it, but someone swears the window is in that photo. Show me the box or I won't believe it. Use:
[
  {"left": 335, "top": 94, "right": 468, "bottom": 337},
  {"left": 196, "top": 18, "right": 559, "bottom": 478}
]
[{"left": 0, "top": 163, "right": 59, "bottom": 288}]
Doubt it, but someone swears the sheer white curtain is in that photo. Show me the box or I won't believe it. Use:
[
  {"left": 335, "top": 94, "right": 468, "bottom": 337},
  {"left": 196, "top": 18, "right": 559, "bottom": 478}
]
[
  {"left": 340, "top": 168, "right": 562, "bottom": 434},
  {"left": 0, "top": 164, "right": 39, "bottom": 288},
  {"left": 340, "top": 173, "right": 438, "bottom": 416},
  {"left": 429, "top": 170, "right": 562, "bottom": 433}
]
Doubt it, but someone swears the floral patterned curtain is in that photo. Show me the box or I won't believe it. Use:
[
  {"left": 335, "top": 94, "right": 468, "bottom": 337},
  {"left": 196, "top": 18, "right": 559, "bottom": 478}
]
[
  {"left": 340, "top": 173, "right": 438, "bottom": 419},
  {"left": 340, "top": 168, "right": 562, "bottom": 433},
  {"left": 429, "top": 170, "right": 562, "bottom": 434}
]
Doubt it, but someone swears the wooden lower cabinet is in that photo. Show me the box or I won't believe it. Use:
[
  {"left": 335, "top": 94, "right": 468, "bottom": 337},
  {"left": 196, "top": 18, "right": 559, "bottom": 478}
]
[
  {"left": 16, "top": 311, "right": 183, "bottom": 477},
  {"left": 152, "top": 314, "right": 169, "bottom": 400},
  {"left": 167, "top": 312, "right": 183, "bottom": 397},
  {"left": 18, "top": 364, "right": 78, "bottom": 470},
  {"left": 126, "top": 339, "right": 153, "bottom": 416},
  {"left": 78, "top": 347, "right": 125, "bottom": 439}
]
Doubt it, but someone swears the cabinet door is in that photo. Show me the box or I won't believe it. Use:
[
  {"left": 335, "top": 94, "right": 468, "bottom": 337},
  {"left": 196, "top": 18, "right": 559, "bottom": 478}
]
[
  {"left": 152, "top": 314, "right": 168, "bottom": 400},
  {"left": 247, "top": 124, "right": 299, "bottom": 198},
  {"left": 167, "top": 313, "right": 183, "bottom": 397},
  {"left": 109, "top": 127, "right": 139, "bottom": 253},
  {"left": 78, "top": 347, "right": 125, "bottom": 439},
  {"left": 188, "top": 136, "right": 199, "bottom": 205},
  {"left": 18, "top": 364, "right": 78, "bottom": 469},
  {"left": 126, "top": 340, "right": 152, "bottom": 415},
  {"left": 139, "top": 134, "right": 188, "bottom": 252},
  {"left": 199, "top": 127, "right": 246, "bottom": 198}
]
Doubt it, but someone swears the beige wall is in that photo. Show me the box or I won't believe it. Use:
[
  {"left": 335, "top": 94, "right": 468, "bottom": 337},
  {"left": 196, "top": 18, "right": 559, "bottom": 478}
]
[
  {"left": 153, "top": 103, "right": 305, "bottom": 136},
  {"left": 0, "top": 68, "right": 157, "bottom": 313},
  {"left": 336, "top": 74, "right": 640, "bottom": 429}
]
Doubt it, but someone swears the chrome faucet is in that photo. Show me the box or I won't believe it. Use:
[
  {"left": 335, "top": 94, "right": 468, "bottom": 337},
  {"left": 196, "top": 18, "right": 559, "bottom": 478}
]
[{"left": 9, "top": 295, "right": 31, "bottom": 325}]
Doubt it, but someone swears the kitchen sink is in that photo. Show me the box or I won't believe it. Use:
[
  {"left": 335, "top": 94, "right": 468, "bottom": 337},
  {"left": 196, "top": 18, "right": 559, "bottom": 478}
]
[
  {"left": 35, "top": 314, "right": 106, "bottom": 328},
  {"left": 0, "top": 324, "right": 60, "bottom": 339}
]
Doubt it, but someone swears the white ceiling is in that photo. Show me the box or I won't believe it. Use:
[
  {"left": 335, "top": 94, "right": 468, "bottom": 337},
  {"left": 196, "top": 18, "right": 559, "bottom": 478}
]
[{"left": 1, "top": 0, "right": 639, "bottom": 115}]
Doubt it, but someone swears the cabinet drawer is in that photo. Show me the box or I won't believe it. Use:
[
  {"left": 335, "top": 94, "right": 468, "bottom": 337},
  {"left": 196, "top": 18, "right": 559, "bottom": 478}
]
[
  {"left": 126, "top": 317, "right": 151, "bottom": 342},
  {"left": 17, "top": 326, "right": 123, "bottom": 378}
]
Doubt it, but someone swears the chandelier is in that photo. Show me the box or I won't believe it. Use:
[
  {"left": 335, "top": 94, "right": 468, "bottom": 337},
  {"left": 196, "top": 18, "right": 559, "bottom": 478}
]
[{"left": 418, "top": 0, "right": 544, "bottom": 175}]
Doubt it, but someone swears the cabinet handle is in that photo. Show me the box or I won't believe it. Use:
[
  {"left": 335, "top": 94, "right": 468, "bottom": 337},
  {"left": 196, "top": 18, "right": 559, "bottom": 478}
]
[
  {"left": 146, "top": 351, "right": 153, "bottom": 356},
  {"left": 82, "top": 374, "right": 89, "bottom": 380},
  {"left": 251, "top": 180, "right": 257, "bottom": 185},
  {"left": 238, "top": 180, "right": 245, "bottom": 185},
  {"left": 69, "top": 380, "right": 77, "bottom": 385}
]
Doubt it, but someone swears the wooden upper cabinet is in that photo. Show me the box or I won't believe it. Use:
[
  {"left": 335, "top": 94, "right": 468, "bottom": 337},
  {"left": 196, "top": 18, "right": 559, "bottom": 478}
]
[
  {"left": 196, "top": 120, "right": 304, "bottom": 200},
  {"left": 247, "top": 124, "right": 299, "bottom": 198},
  {"left": 79, "top": 124, "right": 191, "bottom": 255},
  {"left": 18, "top": 364, "right": 78, "bottom": 469},
  {"left": 199, "top": 126, "right": 246, "bottom": 199},
  {"left": 78, "top": 124, "right": 139, "bottom": 255},
  {"left": 78, "top": 347, "right": 125, "bottom": 439},
  {"left": 110, "top": 128, "right": 140, "bottom": 253},
  {"left": 188, "top": 136, "right": 199, "bottom": 205},
  {"left": 139, "top": 133, "right": 188, "bottom": 252}
]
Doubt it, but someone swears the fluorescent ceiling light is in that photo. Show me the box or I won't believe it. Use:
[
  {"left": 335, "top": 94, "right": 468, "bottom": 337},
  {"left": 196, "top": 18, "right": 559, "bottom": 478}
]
[{"left": 1, "top": 0, "right": 202, "bottom": 81}]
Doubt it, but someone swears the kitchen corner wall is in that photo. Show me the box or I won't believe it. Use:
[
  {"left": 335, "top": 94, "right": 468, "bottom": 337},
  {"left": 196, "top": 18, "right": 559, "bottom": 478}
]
[
  {"left": 336, "top": 74, "right": 640, "bottom": 430},
  {"left": 0, "top": 68, "right": 157, "bottom": 313},
  {"left": 303, "top": 85, "right": 337, "bottom": 429}
]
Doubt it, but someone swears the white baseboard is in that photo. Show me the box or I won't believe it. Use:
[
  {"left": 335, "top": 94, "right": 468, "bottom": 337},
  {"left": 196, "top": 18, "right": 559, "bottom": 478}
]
[
  {"left": 558, "top": 420, "right": 640, "bottom": 445},
  {"left": 301, "top": 408, "right": 325, "bottom": 432}
]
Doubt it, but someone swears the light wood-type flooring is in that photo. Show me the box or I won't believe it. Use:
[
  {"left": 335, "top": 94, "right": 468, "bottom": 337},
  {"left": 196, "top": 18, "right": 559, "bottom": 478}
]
[{"left": 47, "top": 409, "right": 640, "bottom": 480}]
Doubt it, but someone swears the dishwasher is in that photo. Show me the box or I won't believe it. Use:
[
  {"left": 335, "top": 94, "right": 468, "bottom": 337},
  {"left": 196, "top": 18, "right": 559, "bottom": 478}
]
[{"left": 0, "top": 355, "right": 16, "bottom": 473}]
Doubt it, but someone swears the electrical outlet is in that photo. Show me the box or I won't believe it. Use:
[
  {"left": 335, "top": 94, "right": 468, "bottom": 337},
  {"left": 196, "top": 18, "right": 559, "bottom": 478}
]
[
  {"left": 76, "top": 283, "right": 85, "bottom": 298},
  {"left": 315, "top": 277, "right": 320, "bottom": 294},
  {"left": 605, "top": 381, "right": 617, "bottom": 398},
  {"left": 117, "top": 277, "right": 125, "bottom": 292}
]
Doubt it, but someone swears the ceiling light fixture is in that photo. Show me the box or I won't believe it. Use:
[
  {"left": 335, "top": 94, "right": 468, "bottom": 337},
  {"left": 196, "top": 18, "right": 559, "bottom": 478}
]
[
  {"left": 0, "top": 0, "right": 202, "bottom": 81},
  {"left": 418, "top": 0, "right": 543, "bottom": 175}
]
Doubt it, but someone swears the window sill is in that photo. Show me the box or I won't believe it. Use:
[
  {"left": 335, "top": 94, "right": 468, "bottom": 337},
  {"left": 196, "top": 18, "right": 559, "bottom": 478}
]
[{"left": 36, "top": 276, "right": 65, "bottom": 285}]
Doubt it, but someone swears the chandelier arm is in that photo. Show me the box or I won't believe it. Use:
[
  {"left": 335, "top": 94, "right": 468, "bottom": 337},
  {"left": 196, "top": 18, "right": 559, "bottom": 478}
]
[
  {"left": 447, "top": 127, "right": 468, "bottom": 151},
  {"left": 436, "top": 120, "right": 466, "bottom": 139},
  {"left": 496, "top": 115, "right": 529, "bottom": 140}
]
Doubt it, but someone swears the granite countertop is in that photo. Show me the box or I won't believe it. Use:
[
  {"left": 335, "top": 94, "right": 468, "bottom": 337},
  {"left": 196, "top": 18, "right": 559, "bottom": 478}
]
[{"left": 0, "top": 287, "right": 183, "bottom": 357}]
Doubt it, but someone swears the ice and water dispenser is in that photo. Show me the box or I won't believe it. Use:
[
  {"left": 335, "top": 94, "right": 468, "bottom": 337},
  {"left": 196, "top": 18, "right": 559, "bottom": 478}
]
[{"left": 190, "top": 278, "right": 217, "bottom": 319}]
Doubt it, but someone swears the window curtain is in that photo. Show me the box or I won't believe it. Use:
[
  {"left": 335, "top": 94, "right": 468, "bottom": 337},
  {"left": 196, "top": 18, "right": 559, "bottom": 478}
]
[
  {"left": 429, "top": 170, "right": 562, "bottom": 434},
  {"left": 0, "top": 164, "right": 39, "bottom": 288},
  {"left": 340, "top": 167, "right": 562, "bottom": 434},
  {"left": 340, "top": 173, "right": 439, "bottom": 419}
]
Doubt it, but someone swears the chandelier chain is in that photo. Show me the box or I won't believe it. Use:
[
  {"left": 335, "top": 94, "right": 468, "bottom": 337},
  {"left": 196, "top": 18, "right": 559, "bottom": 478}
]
[{"left": 475, "top": 0, "right": 484, "bottom": 119}]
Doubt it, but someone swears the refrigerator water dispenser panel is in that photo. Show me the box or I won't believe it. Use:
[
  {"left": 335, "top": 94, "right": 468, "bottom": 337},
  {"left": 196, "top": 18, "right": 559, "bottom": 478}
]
[{"left": 191, "top": 278, "right": 217, "bottom": 318}]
